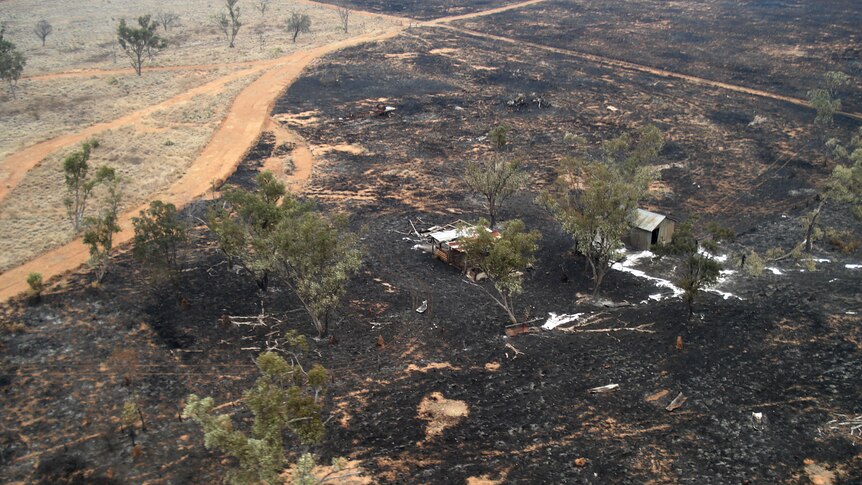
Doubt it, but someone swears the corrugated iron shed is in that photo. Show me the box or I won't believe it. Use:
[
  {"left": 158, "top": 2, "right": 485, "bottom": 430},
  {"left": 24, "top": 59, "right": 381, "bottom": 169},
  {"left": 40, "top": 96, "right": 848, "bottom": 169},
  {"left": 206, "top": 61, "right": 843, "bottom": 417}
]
[{"left": 631, "top": 208, "right": 666, "bottom": 232}]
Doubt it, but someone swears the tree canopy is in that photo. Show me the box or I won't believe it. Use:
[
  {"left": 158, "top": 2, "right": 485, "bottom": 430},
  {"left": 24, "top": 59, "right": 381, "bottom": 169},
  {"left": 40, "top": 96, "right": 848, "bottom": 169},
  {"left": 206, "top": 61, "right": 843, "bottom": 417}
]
[
  {"left": 460, "top": 218, "right": 540, "bottom": 324},
  {"left": 209, "top": 172, "right": 362, "bottom": 337},
  {"left": 117, "top": 15, "right": 167, "bottom": 75},
  {"left": 0, "top": 25, "right": 26, "bottom": 97},
  {"left": 541, "top": 126, "right": 663, "bottom": 295}
]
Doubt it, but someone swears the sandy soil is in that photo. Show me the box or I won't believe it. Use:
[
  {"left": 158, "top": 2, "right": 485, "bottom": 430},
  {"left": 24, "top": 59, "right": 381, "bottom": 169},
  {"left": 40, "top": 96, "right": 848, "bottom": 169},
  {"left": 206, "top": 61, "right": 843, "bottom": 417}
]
[
  {"left": 0, "top": 0, "right": 544, "bottom": 299},
  {"left": 0, "top": 26, "right": 404, "bottom": 300},
  {"left": 0, "top": 67, "right": 241, "bottom": 160},
  {"left": 0, "top": 74, "right": 259, "bottom": 272},
  {"left": 0, "top": 0, "right": 398, "bottom": 74}
]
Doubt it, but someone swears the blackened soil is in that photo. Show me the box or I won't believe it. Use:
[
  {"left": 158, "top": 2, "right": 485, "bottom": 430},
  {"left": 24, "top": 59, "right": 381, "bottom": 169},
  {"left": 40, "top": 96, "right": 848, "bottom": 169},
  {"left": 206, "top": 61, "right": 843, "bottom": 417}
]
[
  {"left": 276, "top": 27, "right": 857, "bottom": 233},
  {"left": 453, "top": 0, "right": 862, "bottom": 112},
  {"left": 2, "top": 2, "right": 862, "bottom": 484}
]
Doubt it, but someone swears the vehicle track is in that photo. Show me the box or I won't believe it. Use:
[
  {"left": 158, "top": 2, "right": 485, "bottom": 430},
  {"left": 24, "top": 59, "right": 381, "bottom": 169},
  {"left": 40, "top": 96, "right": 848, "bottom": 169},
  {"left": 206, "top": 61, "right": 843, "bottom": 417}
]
[
  {"left": 436, "top": 24, "right": 862, "bottom": 122},
  {"left": 3, "top": 0, "right": 859, "bottom": 299},
  {"left": 0, "top": 27, "right": 404, "bottom": 300}
]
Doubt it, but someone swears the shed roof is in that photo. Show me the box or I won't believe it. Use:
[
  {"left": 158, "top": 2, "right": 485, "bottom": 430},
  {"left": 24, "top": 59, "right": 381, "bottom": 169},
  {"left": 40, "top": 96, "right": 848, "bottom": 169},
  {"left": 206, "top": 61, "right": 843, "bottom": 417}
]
[
  {"left": 631, "top": 208, "right": 666, "bottom": 232},
  {"left": 429, "top": 227, "right": 475, "bottom": 244}
]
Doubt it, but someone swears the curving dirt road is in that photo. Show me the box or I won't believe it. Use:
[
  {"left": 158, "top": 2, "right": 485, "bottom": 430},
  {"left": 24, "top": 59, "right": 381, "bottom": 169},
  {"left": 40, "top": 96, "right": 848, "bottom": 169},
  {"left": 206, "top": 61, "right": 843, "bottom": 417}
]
[
  {"left": 0, "top": 65, "right": 267, "bottom": 203},
  {"left": 0, "top": 27, "right": 403, "bottom": 300},
  {"left": 6, "top": 0, "right": 857, "bottom": 300}
]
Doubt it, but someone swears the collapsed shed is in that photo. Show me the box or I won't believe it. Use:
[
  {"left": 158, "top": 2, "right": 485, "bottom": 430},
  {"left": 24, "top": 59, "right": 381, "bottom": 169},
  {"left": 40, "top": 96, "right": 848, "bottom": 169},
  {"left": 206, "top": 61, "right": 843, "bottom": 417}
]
[
  {"left": 626, "top": 208, "right": 675, "bottom": 250},
  {"left": 424, "top": 223, "right": 499, "bottom": 272}
]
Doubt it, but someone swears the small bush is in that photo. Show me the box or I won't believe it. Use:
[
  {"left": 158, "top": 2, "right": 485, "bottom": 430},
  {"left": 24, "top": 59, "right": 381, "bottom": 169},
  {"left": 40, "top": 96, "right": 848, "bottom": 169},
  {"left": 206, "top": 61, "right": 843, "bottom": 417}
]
[
  {"left": 826, "top": 229, "right": 861, "bottom": 254},
  {"left": 489, "top": 125, "right": 509, "bottom": 150},
  {"left": 26, "top": 272, "right": 44, "bottom": 294},
  {"left": 163, "top": 139, "right": 175, "bottom": 146},
  {"left": 706, "top": 222, "right": 736, "bottom": 242},
  {"left": 2, "top": 321, "right": 26, "bottom": 334},
  {"left": 744, "top": 251, "right": 764, "bottom": 277}
]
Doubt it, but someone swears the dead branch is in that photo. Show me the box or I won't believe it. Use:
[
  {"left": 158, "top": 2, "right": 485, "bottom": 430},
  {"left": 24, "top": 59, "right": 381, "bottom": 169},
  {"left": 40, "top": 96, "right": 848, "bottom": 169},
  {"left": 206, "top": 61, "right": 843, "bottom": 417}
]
[
  {"left": 558, "top": 323, "right": 655, "bottom": 334},
  {"left": 504, "top": 342, "right": 523, "bottom": 358}
]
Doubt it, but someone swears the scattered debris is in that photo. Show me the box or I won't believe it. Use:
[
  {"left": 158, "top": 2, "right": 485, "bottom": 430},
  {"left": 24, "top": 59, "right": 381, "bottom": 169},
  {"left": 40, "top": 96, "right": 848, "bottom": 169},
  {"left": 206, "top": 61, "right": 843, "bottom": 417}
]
[
  {"left": 542, "top": 312, "right": 585, "bottom": 330},
  {"left": 646, "top": 389, "right": 669, "bottom": 402},
  {"left": 504, "top": 322, "right": 538, "bottom": 337},
  {"left": 573, "top": 457, "right": 589, "bottom": 467},
  {"left": 748, "top": 114, "right": 768, "bottom": 127},
  {"left": 588, "top": 384, "right": 620, "bottom": 394},
  {"left": 506, "top": 93, "right": 526, "bottom": 108},
  {"left": 751, "top": 411, "right": 767, "bottom": 430},
  {"left": 675, "top": 336, "right": 683, "bottom": 351},
  {"left": 504, "top": 342, "right": 524, "bottom": 359},
  {"left": 666, "top": 392, "right": 687, "bottom": 412},
  {"left": 370, "top": 103, "right": 396, "bottom": 117},
  {"left": 416, "top": 300, "right": 428, "bottom": 313},
  {"left": 822, "top": 414, "right": 862, "bottom": 438}
]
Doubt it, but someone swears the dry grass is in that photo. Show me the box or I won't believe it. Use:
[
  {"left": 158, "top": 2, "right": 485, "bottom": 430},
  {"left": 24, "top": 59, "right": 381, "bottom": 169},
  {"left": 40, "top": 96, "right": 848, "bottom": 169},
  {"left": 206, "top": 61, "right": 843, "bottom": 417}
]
[
  {"left": 0, "top": 68, "right": 240, "bottom": 159},
  {"left": 0, "top": 73, "right": 259, "bottom": 272},
  {"left": 416, "top": 392, "right": 469, "bottom": 443},
  {"left": 0, "top": 0, "right": 398, "bottom": 74},
  {"left": 0, "top": 1, "right": 400, "bottom": 274}
]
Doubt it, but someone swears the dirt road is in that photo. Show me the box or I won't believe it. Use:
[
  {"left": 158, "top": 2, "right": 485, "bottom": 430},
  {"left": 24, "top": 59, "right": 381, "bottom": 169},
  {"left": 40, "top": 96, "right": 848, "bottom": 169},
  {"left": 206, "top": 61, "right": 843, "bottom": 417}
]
[
  {"left": 0, "top": 65, "right": 267, "bottom": 203},
  {"left": 0, "top": 27, "right": 403, "bottom": 300},
  {"left": 7, "top": 0, "right": 855, "bottom": 300}
]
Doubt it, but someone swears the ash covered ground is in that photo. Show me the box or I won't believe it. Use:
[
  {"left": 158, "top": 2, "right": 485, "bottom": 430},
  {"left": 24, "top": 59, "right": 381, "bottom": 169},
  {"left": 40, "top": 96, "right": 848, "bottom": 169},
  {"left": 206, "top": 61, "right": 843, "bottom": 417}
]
[{"left": 2, "top": 1, "right": 862, "bottom": 483}]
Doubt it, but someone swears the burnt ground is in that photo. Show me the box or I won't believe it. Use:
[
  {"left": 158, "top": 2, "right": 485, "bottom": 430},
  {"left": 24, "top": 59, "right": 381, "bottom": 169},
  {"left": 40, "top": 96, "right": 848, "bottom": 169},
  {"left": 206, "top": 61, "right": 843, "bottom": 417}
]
[
  {"left": 3, "top": 4, "right": 862, "bottom": 485},
  {"left": 311, "top": 0, "right": 525, "bottom": 21},
  {"left": 453, "top": 0, "right": 862, "bottom": 113},
  {"left": 276, "top": 26, "right": 858, "bottom": 231}
]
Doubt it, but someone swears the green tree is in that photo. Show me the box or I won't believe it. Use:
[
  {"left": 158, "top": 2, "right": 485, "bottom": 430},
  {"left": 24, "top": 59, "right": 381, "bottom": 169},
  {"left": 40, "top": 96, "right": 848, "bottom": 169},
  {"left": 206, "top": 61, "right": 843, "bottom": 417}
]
[
  {"left": 214, "top": 0, "right": 242, "bottom": 48},
  {"left": 677, "top": 253, "right": 721, "bottom": 322},
  {"left": 270, "top": 207, "right": 362, "bottom": 337},
  {"left": 131, "top": 200, "right": 189, "bottom": 284},
  {"left": 463, "top": 157, "right": 528, "bottom": 227},
  {"left": 183, "top": 350, "right": 328, "bottom": 485},
  {"left": 83, "top": 174, "right": 121, "bottom": 283},
  {"left": 826, "top": 127, "right": 862, "bottom": 218},
  {"left": 459, "top": 219, "right": 540, "bottom": 324},
  {"left": 287, "top": 13, "right": 311, "bottom": 43},
  {"left": 209, "top": 171, "right": 292, "bottom": 292},
  {"left": 211, "top": 172, "right": 362, "bottom": 336},
  {"left": 655, "top": 218, "right": 723, "bottom": 321},
  {"left": 117, "top": 15, "right": 167, "bottom": 76},
  {"left": 63, "top": 140, "right": 114, "bottom": 232},
  {"left": 541, "top": 127, "right": 662, "bottom": 295},
  {"left": 653, "top": 220, "right": 730, "bottom": 321},
  {"left": 808, "top": 71, "right": 850, "bottom": 127},
  {"left": 121, "top": 396, "right": 147, "bottom": 447},
  {"left": 0, "top": 25, "right": 26, "bottom": 98}
]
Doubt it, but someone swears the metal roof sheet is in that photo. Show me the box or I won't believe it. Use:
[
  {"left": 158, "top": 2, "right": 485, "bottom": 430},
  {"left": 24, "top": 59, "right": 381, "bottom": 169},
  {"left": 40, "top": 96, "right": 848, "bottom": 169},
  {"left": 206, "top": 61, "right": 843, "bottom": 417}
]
[
  {"left": 631, "top": 208, "right": 666, "bottom": 232},
  {"left": 429, "top": 227, "right": 475, "bottom": 243}
]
